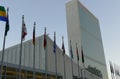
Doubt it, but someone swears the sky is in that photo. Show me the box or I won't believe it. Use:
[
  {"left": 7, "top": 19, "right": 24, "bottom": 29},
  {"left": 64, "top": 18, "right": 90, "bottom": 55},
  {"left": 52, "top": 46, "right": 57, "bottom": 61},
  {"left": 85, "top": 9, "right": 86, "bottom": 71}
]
[{"left": 0, "top": 0, "right": 120, "bottom": 79}]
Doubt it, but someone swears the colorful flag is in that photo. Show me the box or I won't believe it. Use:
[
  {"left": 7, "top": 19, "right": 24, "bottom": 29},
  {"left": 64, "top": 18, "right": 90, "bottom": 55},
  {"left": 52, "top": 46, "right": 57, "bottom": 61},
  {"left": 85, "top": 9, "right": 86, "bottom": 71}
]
[
  {"left": 76, "top": 43, "right": 79, "bottom": 61},
  {"left": 62, "top": 36, "right": 65, "bottom": 55},
  {"left": 33, "top": 22, "right": 36, "bottom": 45},
  {"left": 22, "top": 15, "right": 27, "bottom": 41},
  {"left": 81, "top": 47, "right": 84, "bottom": 63},
  {"left": 43, "top": 27, "right": 47, "bottom": 49},
  {"left": 5, "top": 8, "right": 9, "bottom": 36},
  {"left": 0, "top": 6, "right": 7, "bottom": 22},
  {"left": 53, "top": 32, "right": 56, "bottom": 53},
  {"left": 70, "top": 40, "right": 73, "bottom": 59}
]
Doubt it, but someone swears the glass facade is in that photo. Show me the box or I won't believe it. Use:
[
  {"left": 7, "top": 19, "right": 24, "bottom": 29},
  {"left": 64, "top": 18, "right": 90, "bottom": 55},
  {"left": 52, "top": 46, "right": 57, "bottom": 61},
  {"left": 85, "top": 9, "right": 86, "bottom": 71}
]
[{"left": 1, "top": 65, "right": 62, "bottom": 79}]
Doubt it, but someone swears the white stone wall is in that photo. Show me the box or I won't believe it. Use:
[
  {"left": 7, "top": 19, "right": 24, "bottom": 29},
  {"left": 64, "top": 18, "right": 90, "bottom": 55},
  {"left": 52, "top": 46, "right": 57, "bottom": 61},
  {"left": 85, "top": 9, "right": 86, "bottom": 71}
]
[
  {"left": 66, "top": 0, "right": 108, "bottom": 79},
  {"left": 0, "top": 36, "right": 101, "bottom": 79}
]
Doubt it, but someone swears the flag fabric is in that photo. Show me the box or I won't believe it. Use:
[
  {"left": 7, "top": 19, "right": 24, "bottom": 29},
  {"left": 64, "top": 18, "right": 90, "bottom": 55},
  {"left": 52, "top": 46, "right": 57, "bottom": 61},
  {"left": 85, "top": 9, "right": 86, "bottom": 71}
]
[
  {"left": 62, "top": 36, "right": 65, "bottom": 55},
  {"left": 33, "top": 22, "right": 36, "bottom": 45},
  {"left": 0, "top": 6, "right": 7, "bottom": 22},
  {"left": 81, "top": 47, "right": 84, "bottom": 63},
  {"left": 110, "top": 62, "right": 114, "bottom": 74},
  {"left": 70, "top": 40, "right": 73, "bottom": 59},
  {"left": 5, "top": 8, "right": 9, "bottom": 36},
  {"left": 22, "top": 15, "right": 27, "bottom": 41},
  {"left": 43, "top": 27, "right": 47, "bottom": 49},
  {"left": 76, "top": 43, "right": 79, "bottom": 61},
  {"left": 53, "top": 32, "right": 56, "bottom": 53}
]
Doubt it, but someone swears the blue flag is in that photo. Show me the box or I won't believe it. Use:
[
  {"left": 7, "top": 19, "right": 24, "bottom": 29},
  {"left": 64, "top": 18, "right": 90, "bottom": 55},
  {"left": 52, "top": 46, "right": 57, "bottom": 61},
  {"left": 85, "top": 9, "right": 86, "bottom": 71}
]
[
  {"left": 53, "top": 32, "right": 56, "bottom": 53},
  {"left": 70, "top": 40, "right": 73, "bottom": 59}
]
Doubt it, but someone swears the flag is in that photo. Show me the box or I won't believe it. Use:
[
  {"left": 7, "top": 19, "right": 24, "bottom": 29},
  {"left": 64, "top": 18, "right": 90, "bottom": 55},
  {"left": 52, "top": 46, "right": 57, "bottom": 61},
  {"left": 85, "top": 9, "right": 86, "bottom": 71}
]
[
  {"left": 33, "top": 22, "right": 36, "bottom": 45},
  {"left": 70, "top": 40, "right": 73, "bottom": 59},
  {"left": 110, "top": 62, "right": 114, "bottom": 74},
  {"left": 43, "top": 27, "right": 47, "bottom": 49},
  {"left": 22, "top": 15, "right": 27, "bottom": 41},
  {"left": 76, "top": 43, "right": 79, "bottom": 61},
  {"left": 0, "top": 6, "right": 7, "bottom": 22},
  {"left": 5, "top": 8, "right": 9, "bottom": 36},
  {"left": 62, "top": 36, "right": 65, "bottom": 55},
  {"left": 81, "top": 47, "right": 84, "bottom": 63},
  {"left": 53, "top": 32, "right": 56, "bottom": 53}
]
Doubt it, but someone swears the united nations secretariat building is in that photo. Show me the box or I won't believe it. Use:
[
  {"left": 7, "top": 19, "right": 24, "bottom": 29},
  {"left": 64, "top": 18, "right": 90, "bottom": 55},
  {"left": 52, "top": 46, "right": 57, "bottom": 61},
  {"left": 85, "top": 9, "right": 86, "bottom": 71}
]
[{"left": 0, "top": 0, "right": 109, "bottom": 79}]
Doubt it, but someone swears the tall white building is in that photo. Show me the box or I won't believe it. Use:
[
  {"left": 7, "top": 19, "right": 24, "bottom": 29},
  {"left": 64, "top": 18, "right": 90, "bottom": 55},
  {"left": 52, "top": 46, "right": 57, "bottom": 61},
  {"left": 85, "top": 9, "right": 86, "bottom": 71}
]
[{"left": 66, "top": 0, "right": 108, "bottom": 79}]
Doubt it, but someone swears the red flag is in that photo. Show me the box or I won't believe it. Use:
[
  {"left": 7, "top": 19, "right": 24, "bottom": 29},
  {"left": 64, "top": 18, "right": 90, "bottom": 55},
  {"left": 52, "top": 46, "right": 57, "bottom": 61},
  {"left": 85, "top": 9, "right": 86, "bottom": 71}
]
[
  {"left": 33, "top": 22, "right": 36, "bottom": 45},
  {"left": 62, "top": 36, "right": 65, "bottom": 55},
  {"left": 22, "top": 15, "right": 27, "bottom": 41},
  {"left": 43, "top": 27, "right": 47, "bottom": 49}
]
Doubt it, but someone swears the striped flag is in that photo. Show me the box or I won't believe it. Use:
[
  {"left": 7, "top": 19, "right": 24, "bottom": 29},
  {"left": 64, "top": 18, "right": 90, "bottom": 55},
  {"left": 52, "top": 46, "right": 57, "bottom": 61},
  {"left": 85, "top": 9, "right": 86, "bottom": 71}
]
[
  {"left": 33, "top": 22, "right": 36, "bottom": 45},
  {"left": 0, "top": 6, "right": 7, "bottom": 22},
  {"left": 22, "top": 15, "right": 27, "bottom": 41}
]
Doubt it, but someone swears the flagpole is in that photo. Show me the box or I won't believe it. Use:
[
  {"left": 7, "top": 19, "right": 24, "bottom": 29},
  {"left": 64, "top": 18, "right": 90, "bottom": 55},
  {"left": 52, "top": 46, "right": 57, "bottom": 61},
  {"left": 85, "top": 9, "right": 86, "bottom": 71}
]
[
  {"left": 45, "top": 47, "right": 47, "bottom": 79},
  {"left": 63, "top": 55, "right": 66, "bottom": 79},
  {"left": 62, "top": 36, "right": 66, "bottom": 79},
  {"left": 77, "top": 59, "right": 80, "bottom": 78},
  {"left": 33, "top": 43, "right": 36, "bottom": 79},
  {"left": 70, "top": 40, "right": 73, "bottom": 79},
  {"left": 0, "top": 27, "right": 6, "bottom": 79},
  {"left": 18, "top": 15, "right": 26, "bottom": 79},
  {"left": 33, "top": 22, "right": 36, "bottom": 79},
  {"left": 44, "top": 27, "right": 48, "bottom": 79},
  {"left": 81, "top": 68, "right": 83, "bottom": 79},
  {"left": 54, "top": 32, "right": 58, "bottom": 79},
  {"left": 0, "top": 7, "right": 9, "bottom": 79},
  {"left": 18, "top": 31, "right": 23, "bottom": 79},
  {"left": 76, "top": 43, "right": 80, "bottom": 79},
  {"left": 55, "top": 47, "right": 57, "bottom": 79},
  {"left": 83, "top": 63, "right": 86, "bottom": 79},
  {"left": 4, "top": 66, "right": 7, "bottom": 79},
  {"left": 71, "top": 56, "right": 73, "bottom": 79}
]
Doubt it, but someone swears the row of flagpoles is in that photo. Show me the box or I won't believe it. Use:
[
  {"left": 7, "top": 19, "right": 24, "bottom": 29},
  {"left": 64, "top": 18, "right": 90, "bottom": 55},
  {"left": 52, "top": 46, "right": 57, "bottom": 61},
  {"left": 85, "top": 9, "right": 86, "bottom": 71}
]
[
  {"left": 110, "top": 61, "right": 120, "bottom": 79},
  {"left": 0, "top": 6, "right": 86, "bottom": 79}
]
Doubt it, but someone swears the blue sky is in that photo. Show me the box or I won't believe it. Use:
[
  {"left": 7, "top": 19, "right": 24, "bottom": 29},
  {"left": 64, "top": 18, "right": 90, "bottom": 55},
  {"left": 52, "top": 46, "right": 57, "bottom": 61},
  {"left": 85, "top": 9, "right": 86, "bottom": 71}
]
[{"left": 0, "top": 0, "right": 120, "bottom": 79}]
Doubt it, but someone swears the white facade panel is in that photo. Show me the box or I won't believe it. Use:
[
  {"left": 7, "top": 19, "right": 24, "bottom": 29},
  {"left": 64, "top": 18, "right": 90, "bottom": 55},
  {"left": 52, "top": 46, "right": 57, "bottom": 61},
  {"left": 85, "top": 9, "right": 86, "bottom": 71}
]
[
  {"left": 0, "top": 35, "right": 102, "bottom": 79},
  {"left": 66, "top": 0, "right": 108, "bottom": 79}
]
